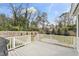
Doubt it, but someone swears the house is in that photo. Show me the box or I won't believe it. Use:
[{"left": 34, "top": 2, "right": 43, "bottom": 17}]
[{"left": 70, "top": 3, "right": 79, "bottom": 52}]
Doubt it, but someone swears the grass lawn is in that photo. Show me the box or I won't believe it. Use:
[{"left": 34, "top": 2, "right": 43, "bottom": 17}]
[
  {"left": 39, "top": 34, "right": 76, "bottom": 45},
  {"left": 52, "top": 35, "right": 75, "bottom": 45}
]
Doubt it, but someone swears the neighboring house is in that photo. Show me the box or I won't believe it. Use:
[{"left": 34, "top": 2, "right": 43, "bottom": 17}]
[
  {"left": 70, "top": 3, "right": 79, "bottom": 52},
  {"left": 37, "top": 22, "right": 49, "bottom": 29},
  {"left": 44, "top": 24, "right": 54, "bottom": 32}
]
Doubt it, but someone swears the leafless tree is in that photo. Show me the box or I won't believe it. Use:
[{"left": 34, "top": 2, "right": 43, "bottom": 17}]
[{"left": 9, "top": 3, "right": 23, "bottom": 26}]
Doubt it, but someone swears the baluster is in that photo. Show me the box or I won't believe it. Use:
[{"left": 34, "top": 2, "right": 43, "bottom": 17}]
[
  {"left": 10, "top": 38, "right": 12, "bottom": 49},
  {"left": 12, "top": 37, "right": 15, "bottom": 49},
  {"left": 37, "top": 33, "right": 39, "bottom": 41}
]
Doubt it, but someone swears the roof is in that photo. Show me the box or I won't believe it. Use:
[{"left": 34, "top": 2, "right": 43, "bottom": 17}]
[{"left": 70, "top": 3, "right": 79, "bottom": 16}]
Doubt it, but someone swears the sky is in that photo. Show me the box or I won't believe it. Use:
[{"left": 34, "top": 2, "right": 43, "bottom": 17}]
[{"left": 0, "top": 3, "right": 71, "bottom": 24}]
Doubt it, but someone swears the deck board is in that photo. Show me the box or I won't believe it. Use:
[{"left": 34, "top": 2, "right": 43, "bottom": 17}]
[{"left": 8, "top": 41, "right": 78, "bottom": 56}]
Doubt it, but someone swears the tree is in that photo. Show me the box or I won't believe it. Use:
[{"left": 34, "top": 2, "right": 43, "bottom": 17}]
[
  {"left": 0, "top": 14, "right": 10, "bottom": 30},
  {"left": 9, "top": 3, "right": 23, "bottom": 26},
  {"left": 57, "top": 28, "right": 61, "bottom": 35},
  {"left": 30, "top": 21, "right": 38, "bottom": 31},
  {"left": 35, "top": 12, "right": 48, "bottom": 30},
  {"left": 64, "top": 28, "right": 69, "bottom": 36},
  {"left": 27, "top": 7, "right": 37, "bottom": 29},
  {"left": 9, "top": 3, "right": 31, "bottom": 31},
  {"left": 24, "top": 9, "right": 29, "bottom": 30},
  {"left": 41, "top": 12, "right": 48, "bottom": 30}
]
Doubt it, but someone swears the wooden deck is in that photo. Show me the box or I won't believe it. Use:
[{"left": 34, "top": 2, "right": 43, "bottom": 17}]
[{"left": 8, "top": 41, "right": 78, "bottom": 56}]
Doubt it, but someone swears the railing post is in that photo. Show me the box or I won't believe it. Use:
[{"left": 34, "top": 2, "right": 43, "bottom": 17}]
[
  {"left": 76, "top": 15, "right": 79, "bottom": 52},
  {"left": 29, "top": 33, "right": 31, "bottom": 43},
  {"left": 27, "top": 32, "right": 31, "bottom": 44},
  {"left": 12, "top": 37, "right": 15, "bottom": 49},
  {"left": 37, "top": 33, "right": 39, "bottom": 41}
]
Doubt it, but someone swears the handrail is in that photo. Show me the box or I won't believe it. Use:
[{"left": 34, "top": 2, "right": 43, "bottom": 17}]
[{"left": 6, "top": 35, "right": 31, "bottom": 51}]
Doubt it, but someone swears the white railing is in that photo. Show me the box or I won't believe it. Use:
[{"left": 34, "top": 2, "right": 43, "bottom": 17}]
[{"left": 6, "top": 35, "right": 31, "bottom": 51}]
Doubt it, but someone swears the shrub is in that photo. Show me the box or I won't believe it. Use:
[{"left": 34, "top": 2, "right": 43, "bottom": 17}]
[
  {"left": 38, "top": 28, "right": 45, "bottom": 34},
  {"left": 64, "top": 28, "right": 69, "bottom": 36},
  {"left": 68, "top": 31, "right": 76, "bottom": 36}
]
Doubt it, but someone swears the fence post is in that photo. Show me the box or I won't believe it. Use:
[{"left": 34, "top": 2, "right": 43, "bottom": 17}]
[{"left": 12, "top": 37, "right": 15, "bottom": 49}]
